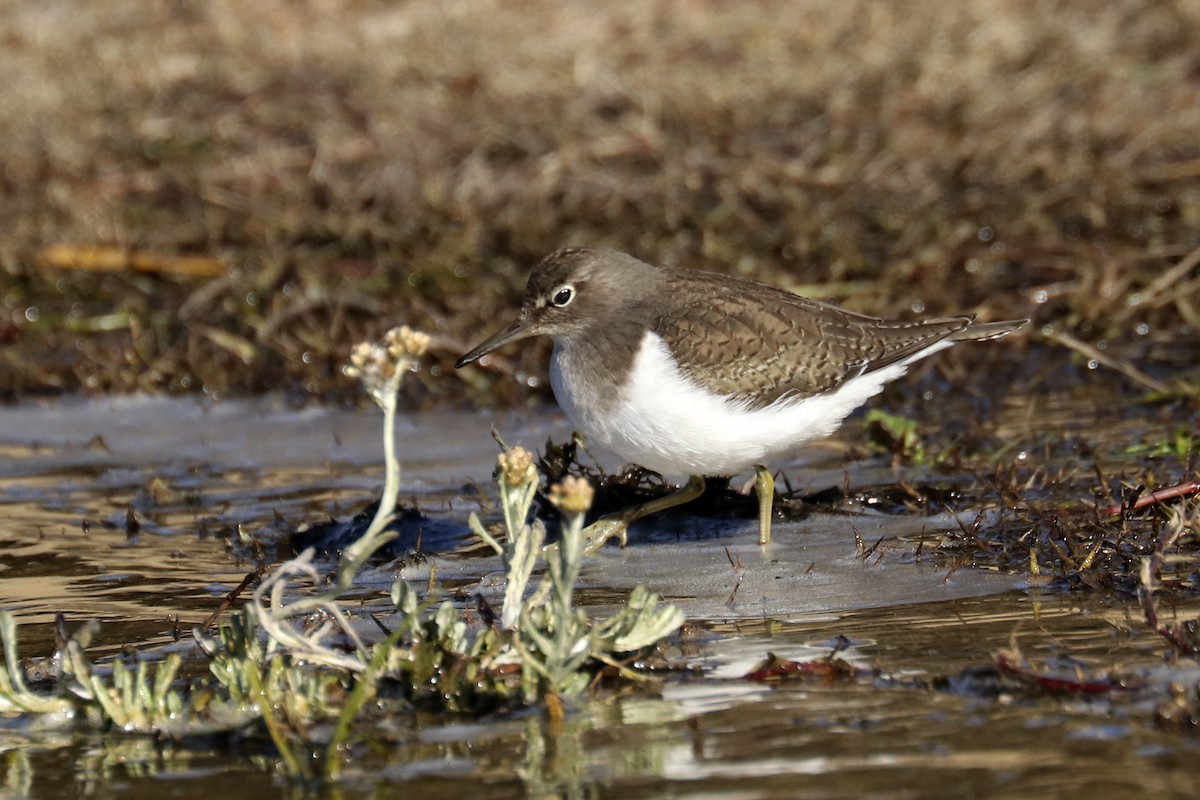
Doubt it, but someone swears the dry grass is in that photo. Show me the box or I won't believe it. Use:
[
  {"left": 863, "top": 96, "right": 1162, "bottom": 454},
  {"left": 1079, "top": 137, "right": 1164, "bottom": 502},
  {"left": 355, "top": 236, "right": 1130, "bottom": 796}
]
[{"left": 1, "top": 0, "right": 1198, "bottom": 399}]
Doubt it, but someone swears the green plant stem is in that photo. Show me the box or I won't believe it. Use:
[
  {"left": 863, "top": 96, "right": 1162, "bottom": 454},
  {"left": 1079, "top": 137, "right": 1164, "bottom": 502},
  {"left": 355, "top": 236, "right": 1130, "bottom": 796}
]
[
  {"left": 361, "top": 369, "right": 404, "bottom": 544},
  {"left": 248, "top": 658, "right": 306, "bottom": 780},
  {"left": 337, "top": 366, "right": 406, "bottom": 587},
  {"left": 324, "top": 623, "right": 407, "bottom": 779}
]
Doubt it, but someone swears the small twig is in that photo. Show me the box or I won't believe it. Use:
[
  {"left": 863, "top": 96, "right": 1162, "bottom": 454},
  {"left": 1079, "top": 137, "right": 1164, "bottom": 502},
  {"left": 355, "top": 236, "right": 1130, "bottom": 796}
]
[
  {"left": 723, "top": 546, "right": 743, "bottom": 570},
  {"left": 1103, "top": 480, "right": 1200, "bottom": 517},
  {"left": 858, "top": 535, "right": 886, "bottom": 561},
  {"left": 1113, "top": 244, "right": 1200, "bottom": 324},
  {"left": 1092, "top": 463, "right": 1116, "bottom": 510},
  {"left": 202, "top": 568, "right": 266, "bottom": 631}
]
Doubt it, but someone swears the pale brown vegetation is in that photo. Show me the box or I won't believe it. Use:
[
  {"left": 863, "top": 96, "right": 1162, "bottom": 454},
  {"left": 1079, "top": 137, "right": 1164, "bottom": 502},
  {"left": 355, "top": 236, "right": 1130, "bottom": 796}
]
[{"left": 1, "top": 0, "right": 1198, "bottom": 399}]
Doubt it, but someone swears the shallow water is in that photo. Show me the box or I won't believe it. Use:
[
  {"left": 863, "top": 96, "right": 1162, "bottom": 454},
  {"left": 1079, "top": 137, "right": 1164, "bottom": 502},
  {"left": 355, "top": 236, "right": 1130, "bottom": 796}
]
[{"left": 1, "top": 394, "right": 1197, "bottom": 798}]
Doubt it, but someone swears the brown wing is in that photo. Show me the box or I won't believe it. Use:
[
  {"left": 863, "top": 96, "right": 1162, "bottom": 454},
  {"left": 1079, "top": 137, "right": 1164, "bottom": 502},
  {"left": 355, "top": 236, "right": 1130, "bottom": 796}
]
[{"left": 651, "top": 269, "right": 971, "bottom": 410}]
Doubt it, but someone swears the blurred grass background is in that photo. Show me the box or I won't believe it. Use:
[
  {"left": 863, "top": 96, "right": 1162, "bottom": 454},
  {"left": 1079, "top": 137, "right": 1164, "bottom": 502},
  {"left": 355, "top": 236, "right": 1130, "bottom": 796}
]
[{"left": 1, "top": 0, "right": 1198, "bottom": 404}]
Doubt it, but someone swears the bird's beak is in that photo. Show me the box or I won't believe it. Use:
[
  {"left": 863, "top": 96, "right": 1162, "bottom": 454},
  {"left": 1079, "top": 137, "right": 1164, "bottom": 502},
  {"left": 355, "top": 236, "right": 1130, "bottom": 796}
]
[{"left": 455, "top": 316, "right": 537, "bottom": 368}]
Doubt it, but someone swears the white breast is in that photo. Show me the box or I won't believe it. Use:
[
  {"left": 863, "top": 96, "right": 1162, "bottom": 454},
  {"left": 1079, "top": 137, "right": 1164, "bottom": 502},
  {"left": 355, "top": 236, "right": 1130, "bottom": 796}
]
[{"left": 551, "top": 331, "right": 951, "bottom": 477}]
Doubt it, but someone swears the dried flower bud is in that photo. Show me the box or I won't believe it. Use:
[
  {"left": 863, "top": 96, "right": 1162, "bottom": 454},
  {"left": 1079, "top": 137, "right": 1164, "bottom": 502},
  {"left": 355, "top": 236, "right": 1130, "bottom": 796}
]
[
  {"left": 497, "top": 447, "right": 537, "bottom": 488},
  {"left": 385, "top": 325, "right": 431, "bottom": 360},
  {"left": 346, "top": 326, "right": 431, "bottom": 404},
  {"left": 548, "top": 476, "right": 594, "bottom": 516}
]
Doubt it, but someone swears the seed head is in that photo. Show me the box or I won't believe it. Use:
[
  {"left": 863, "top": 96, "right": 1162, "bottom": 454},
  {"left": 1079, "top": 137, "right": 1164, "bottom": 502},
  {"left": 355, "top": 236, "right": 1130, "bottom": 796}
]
[
  {"left": 346, "top": 326, "right": 430, "bottom": 403},
  {"left": 497, "top": 447, "right": 537, "bottom": 488},
  {"left": 385, "top": 326, "right": 431, "bottom": 360},
  {"left": 548, "top": 476, "right": 594, "bottom": 515}
]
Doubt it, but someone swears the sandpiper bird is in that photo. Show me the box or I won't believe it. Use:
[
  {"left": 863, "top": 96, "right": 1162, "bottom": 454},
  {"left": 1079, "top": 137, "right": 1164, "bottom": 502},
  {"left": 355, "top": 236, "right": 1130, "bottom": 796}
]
[{"left": 456, "top": 248, "right": 1027, "bottom": 547}]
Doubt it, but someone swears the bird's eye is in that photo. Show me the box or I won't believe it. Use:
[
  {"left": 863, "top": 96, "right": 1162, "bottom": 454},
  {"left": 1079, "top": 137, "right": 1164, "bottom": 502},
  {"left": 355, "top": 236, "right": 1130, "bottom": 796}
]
[{"left": 551, "top": 285, "right": 575, "bottom": 307}]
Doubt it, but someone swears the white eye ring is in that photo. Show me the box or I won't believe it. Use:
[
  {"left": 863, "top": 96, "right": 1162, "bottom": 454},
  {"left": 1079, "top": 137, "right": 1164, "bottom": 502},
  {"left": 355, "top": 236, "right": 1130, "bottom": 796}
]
[{"left": 550, "top": 284, "right": 575, "bottom": 308}]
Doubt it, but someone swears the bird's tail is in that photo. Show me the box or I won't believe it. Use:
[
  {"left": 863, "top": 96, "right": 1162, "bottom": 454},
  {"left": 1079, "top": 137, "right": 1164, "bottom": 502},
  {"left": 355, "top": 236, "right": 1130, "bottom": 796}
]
[{"left": 951, "top": 318, "right": 1029, "bottom": 342}]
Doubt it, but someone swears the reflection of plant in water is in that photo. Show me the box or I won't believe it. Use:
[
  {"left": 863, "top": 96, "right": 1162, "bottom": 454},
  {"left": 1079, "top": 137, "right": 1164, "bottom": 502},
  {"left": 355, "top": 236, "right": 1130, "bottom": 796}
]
[
  {"left": 0, "top": 325, "right": 684, "bottom": 786},
  {"left": 75, "top": 735, "right": 205, "bottom": 785},
  {"left": 1139, "top": 500, "right": 1200, "bottom": 656},
  {"left": 519, "top": 712, "right": 588, "bottom": 800}
]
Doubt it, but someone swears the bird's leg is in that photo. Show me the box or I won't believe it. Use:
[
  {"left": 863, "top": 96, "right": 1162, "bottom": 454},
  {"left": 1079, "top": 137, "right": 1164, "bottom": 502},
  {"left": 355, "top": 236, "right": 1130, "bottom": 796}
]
[
  {"left": 583, "top": 475, "right": 706, "bottom": 553},
  {"left": 753, "top": 464, "right": 775, "bottom": 545}
]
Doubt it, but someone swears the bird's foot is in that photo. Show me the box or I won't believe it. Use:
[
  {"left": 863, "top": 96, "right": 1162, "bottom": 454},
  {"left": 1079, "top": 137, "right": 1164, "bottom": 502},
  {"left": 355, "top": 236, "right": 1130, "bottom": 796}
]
[
  {"left": 582, "top": 514, "right": 630, "bottom": 554},
  {"left": 580, "top": 475, "right": 708, "bottom": 553}
]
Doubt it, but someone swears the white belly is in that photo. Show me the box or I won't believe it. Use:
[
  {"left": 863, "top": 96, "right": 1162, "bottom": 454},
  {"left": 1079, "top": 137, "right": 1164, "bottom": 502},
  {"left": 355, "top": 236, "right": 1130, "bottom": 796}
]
[{"left": 550, "top": 331, "right": 950, "bottom": 477}]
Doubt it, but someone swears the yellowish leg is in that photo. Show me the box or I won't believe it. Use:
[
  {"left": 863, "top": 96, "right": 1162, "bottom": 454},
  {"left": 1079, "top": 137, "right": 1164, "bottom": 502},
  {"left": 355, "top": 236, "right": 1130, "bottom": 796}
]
[
  {"left": 583, "top": 475, "right": 707, "bottom": 553},
  {"left": 754, "top": 464, "right": 775, "bottom": 545}
]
